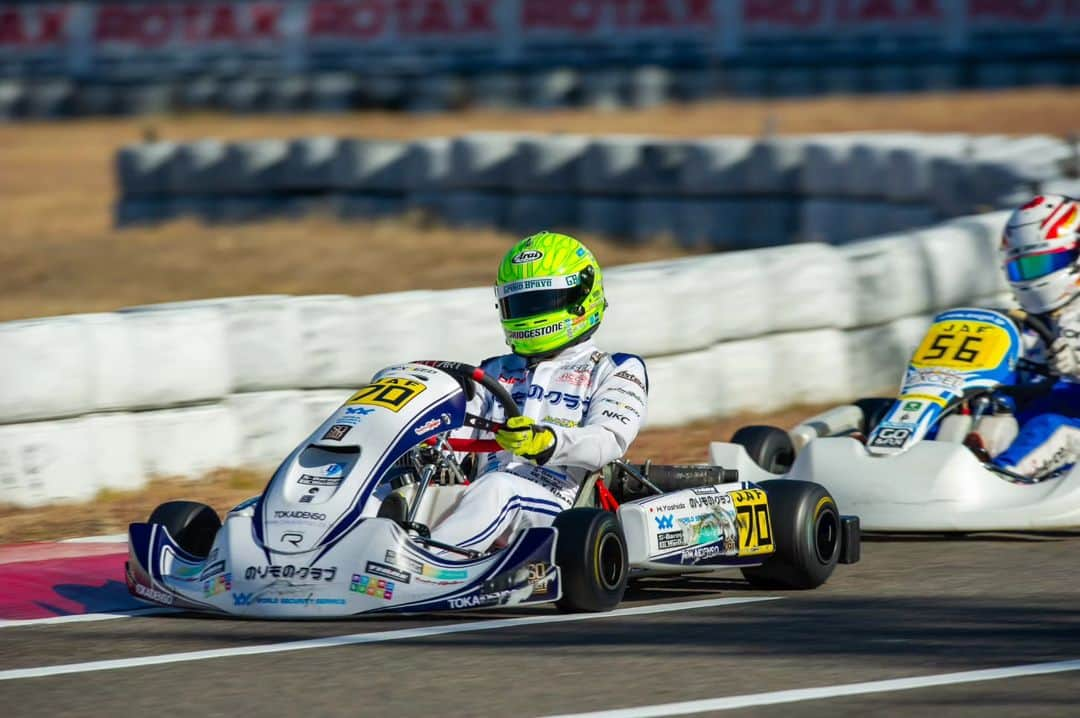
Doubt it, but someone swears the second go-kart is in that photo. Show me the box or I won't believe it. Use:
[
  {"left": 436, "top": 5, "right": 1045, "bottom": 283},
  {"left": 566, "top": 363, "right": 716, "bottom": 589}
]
[
  {"left": 711, "top": 308, "right": 1080, "bottom": 532},
  {"left": 127, "top": 361, "right": 859, "bottom": 619}
]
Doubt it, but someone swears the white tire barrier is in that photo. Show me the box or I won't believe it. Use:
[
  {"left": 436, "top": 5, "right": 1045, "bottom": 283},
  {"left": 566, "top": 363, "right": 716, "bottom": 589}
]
[
  {"left": 756, "top": 243, "right": 858, "bottom": 332},
  {"left": 769, "top": 329, "right": 854, "bottom": 407},
  {"left": 134, "top": 404, "right": 240, "bottom": 480},
  {"left": 511, "top": 135, "right": 589, "bottom": 193},
  {"left": 0, "top": 206, "right": 1043, "bottom": 503},
  {"left": 118, "top": 132, "right": 1071, "bottom": 254},
  {"left": 331, "top": 139, "right": 411, "bottom": 192},
  {"left": 225, "top": 391, "right": 309, "bottom": 470},
  {"left": 0, "top": 412, "right": 143, "bottom": 508},
  {"left": 0, "top": 418, "right": 100, "bottom": 507},
  {"left": 917, "top": 213, "right": 1010, "bottom": 310},
  {"left": 291, "top": 295, "right": 367, "bottom": 389}
]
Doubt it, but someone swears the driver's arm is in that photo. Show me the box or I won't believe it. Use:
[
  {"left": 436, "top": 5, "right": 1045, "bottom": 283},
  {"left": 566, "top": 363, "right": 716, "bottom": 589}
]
[{"left": 541, "top": 356, "right": 649, "bottom": 471}]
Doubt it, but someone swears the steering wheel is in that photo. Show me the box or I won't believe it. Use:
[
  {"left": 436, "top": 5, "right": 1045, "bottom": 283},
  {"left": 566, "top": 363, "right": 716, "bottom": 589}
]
[
  {"left": 1006, "top": 309, "right": 1056, "bottom": 378},
  {"left": 418, "top": 361, "right": 520, "bottom": 453}
]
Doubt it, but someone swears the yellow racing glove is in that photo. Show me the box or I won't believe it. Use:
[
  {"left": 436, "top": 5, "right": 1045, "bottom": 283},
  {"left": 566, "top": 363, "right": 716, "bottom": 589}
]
[{"left": 495, "top": 416, "right": 556, "bottom": 464}]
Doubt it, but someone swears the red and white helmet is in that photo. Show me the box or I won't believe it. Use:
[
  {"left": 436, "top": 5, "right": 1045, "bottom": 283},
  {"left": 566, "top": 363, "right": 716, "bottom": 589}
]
[{"left": 1000, "top": 194, "right": 1080, "bottom": 314}]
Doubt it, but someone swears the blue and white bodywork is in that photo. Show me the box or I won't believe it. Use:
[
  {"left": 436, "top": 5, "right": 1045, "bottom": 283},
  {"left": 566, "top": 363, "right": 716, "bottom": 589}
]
[
  {"left": 865, "top": 308, "right": 1022, "bottom": 456},
  {"left": 709, "top": 308, "right": 1080, "bottom": 531},
  {"left": 127, "top": 363, "right": 560, "bottom": 617}
]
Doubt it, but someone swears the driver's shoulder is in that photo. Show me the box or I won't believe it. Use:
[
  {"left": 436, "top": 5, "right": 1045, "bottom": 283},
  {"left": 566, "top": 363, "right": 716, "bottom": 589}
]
[{"left": 595, "top": 351, "right": 649, "bottom": 394}]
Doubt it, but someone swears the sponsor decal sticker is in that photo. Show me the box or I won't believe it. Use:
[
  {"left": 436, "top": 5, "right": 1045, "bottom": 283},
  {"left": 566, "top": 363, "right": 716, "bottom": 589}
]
[
  {"left": 870, "top": 427, "right": 911, "bottom": 448},
  {"left": 365, "top": 560, "right": 411, "bottom": 584},
  {"left": 512, "top": 385, "right": 590, "bottom": 411},
  {"left": 601, "top": 409, "right": 630, "bottom": 424},
  {"left": 245, "top": 565, "right": 337, "bottom": 581},
  {"left": 557, "top": 370, "right": 591, "bottom": 386},
  {"left": 528, "top": 562, "right": 551, "bottom": 595},
  {"left": 385, "top": 549, "right": 468, "bottom": 583},
  {"left": 298, "top": 474, "right": 341, "bottom": 487},
  {"left": 614, "top": 370, "right": 646, "bottom": 392},
  {"left": 654, "top": 514, "right": 674, "bottom": 530},
  {"left": 448, "top": 591, "right": 510, "bottom": 609},
  {"left": 506, "top": 322, "right": 567, "bottom": 340},
  {"left": 350, "top": 574, "right": 395, "bottom": 600},
  {"left": 134, "top": 583, "right": 174, "bottom": 605},
  {"left": 682, "top": 544, "right": 723, "bottom": 563},
  {"left": 275, "top": 510, "right": 326, "bottom": 521},
  {"left": 322, "top": 424, "right": 351, "bottom": 441},
  {"left": 511, "top": 249, "right": 543, "bottom": 264},
  {"left": 337, "top": 406, "right": 374, "bottom": 425},
  {"left": 414, "top": 418, "right": 443, "bottom": 436},
  {"left": 203, "top": 572, "right": 232, "bottom": 598},
  {"left": 688, "top": 493, "right": 724, "bottom": 509},
  {"left": 657, "top": 531, "right": 684, "bottom": 550}
]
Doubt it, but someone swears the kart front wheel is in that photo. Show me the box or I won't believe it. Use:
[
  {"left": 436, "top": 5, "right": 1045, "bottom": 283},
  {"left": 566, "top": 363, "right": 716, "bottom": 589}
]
[
  {"left": 148, "top": 501, "right": 221, "bottom": 559},
  {"left": 553, "top": 508, "right": 628, "bottom": 613},
  {"left": 731, "top": 425, "right": 795, "bottom": 473},
  {"left": 741, "top": 480, "right": 840, "bottom": 590}
]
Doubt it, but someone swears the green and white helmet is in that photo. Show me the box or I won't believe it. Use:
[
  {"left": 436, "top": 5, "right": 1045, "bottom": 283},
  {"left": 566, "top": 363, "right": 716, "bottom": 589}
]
[{"left": 495, "top": 232, "right": 607, "bottom": 357}]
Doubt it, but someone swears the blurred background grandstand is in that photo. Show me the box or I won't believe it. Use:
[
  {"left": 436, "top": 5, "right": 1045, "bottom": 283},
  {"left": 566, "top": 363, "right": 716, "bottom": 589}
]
[{"left": 2, "top": 0, "right": 1079, "bottom": 117}]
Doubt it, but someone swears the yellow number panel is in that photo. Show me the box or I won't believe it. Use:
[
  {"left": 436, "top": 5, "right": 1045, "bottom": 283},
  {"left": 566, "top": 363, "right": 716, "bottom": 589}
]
[
  {"left": 910, "top": 320, "right": 1011, "bottom": 371},
  {"left": 731, "top": 488, "right": 774, "bottom": 557},
  {"left": 346, "top": 377, "right": 427, "bottom": 412}
]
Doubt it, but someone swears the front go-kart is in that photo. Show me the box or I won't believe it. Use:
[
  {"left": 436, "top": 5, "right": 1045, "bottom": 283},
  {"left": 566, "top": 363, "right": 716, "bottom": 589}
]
[
  {"left": 711, "top": 308, "right": 1080, "bottom": 531},
  {"left": 128, "top": 361, "right": 861, "bottom": 619},
  {"left": 127, "top": 362, "right": 566, "bottom": 618}
]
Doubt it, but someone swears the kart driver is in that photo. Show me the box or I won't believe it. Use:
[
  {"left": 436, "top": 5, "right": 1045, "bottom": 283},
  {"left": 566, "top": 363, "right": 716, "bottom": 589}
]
[
  {"left": 429, "top": 231, "right": 648, "bottom": 552},
  {"left": 990, "top": 194, "right": 1080, "bottom": 479}
]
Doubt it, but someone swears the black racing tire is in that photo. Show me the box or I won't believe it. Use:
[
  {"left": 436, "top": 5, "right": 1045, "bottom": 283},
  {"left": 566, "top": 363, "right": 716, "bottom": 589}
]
[
  {"left": 553, "top": 508, "right": 628, "bottom": 613},
  {"left": 730, "top": 425, "right": 796, "bottom": 473},
  {"left": 741, "top": 480, "right": 841, "bottom": 590},
  {"left": 148, "top": 501, "right": 221, "bottom": 559},
  {"left": 854, "top": 397, "right": 894, "bottom": 434}
]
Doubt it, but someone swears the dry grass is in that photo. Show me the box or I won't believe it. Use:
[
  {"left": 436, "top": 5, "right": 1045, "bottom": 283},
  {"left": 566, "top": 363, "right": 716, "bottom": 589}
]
[
  {"left": 1, "top": 89, "right": 1078, "bottom": 321},
  {"left": 0, "top": 404, "right": 828, "bottom": 544}
]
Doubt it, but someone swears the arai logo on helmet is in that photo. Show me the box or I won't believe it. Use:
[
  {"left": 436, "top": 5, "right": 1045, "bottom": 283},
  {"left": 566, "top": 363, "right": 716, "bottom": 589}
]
[{"left": 512, "top": 250, "right": 543, "bottom": 264}]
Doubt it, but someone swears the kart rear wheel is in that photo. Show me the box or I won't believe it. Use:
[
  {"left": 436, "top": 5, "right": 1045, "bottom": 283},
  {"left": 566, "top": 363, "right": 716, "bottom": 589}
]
[
  {"left": 148, "top": 501, "right": 221, "bottom": 559},
  {"left": 854, "top": 397, "right": 894, "bottom": 433},
  {"left": 731, "top": 425, "right": 795, "bottom": 473},
  {"left": 741, "top": 480, "right": 840, "bottom": 590},
  {"left": 554, "top": 508, "right": 628, "bottom": 613}
]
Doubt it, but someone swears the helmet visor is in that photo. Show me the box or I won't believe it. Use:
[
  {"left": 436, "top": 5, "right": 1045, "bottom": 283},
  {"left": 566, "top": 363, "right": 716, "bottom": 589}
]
[
  {"left": 1005, "top": 248, "right": 1077, "bottom": 282},
  {"left": 499, "top": 287, "right": 584, "bottom": 320}
]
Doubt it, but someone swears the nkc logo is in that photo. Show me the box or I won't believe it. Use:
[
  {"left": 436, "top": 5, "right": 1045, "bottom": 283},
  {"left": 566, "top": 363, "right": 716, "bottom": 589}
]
[{"left": 654, "top": 514, "right": 674, "bottom": 530}]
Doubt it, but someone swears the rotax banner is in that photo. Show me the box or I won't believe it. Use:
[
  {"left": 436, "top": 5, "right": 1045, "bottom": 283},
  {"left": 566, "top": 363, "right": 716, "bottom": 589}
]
[{"left": 1, "top": 0, "right": 1077, "bottom": 79}]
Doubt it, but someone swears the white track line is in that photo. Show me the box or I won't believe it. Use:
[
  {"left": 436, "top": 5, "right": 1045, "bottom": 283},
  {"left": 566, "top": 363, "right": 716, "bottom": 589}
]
[
  {"left": 541, "top": 658, "right": 1080, "bottom": 718},
  {"left": 59, "top": 533, "right": 126, "bottom": 544},
  {"left": 0, "top": 607, "right": 177, "bottom": 629},
  {"left": 0, "top": 596, "right": 778, "bottom": 682}
]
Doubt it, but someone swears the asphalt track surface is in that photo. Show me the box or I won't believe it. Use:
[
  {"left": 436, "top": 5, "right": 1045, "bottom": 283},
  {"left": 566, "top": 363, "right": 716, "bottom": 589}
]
[{"left": 2, "top": 536, "right": 1079, "bottom": 717}]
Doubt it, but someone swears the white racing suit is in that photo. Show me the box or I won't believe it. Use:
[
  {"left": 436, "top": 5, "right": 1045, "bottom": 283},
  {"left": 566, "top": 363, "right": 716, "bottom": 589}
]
[
  {"left": 993, "top": 299, "right": 1080, "bottom": 478},
  {"left": 429, "top": 339, "right": 648, "bottom": 552}
]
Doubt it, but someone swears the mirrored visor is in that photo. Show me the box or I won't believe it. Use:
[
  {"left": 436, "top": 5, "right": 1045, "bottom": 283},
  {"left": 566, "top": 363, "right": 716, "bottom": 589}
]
[
  {"left": 499, "top": 288, "right": 580, "bottom": 320},
  {"left": 1005, "top": 248, "right": 1077, "bottom": 282}
]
